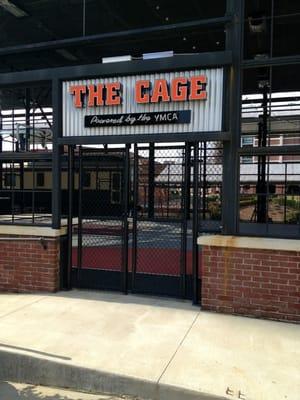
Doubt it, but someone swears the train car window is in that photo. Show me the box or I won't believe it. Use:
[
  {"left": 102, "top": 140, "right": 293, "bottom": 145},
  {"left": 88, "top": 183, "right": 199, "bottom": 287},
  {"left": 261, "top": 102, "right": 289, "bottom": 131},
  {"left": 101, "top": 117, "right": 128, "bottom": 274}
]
[
  {"left": 111, "top": 172, "right": 121, "bottom": 204},
  {"left": 4, "top": 173, "right": 17, "bottom": 188},
  {"left": 83, "top": 172, "right": 91, "bottom": 187},
  {"left": 36, "top": 172, "right": 45, "bottom": 187},
  {"left": 98, "top": 171, "right": 110, "bottom": 190}
]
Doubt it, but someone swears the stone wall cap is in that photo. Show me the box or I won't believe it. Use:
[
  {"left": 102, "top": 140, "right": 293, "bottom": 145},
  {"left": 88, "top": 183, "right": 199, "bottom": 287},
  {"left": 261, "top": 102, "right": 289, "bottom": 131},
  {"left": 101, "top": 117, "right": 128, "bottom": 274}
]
[
  {"left": 0, "top": 225, "right": 67, "bottom": 237},
  {"left": 197, "top": 234, "right": 300, "bottom": 252}
]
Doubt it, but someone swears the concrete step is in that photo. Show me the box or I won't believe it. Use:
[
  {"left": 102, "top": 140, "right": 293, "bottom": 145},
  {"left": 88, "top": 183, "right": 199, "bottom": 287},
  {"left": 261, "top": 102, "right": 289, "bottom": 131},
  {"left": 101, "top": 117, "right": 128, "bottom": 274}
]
[{"left": 0, "top": 348, "right": 223, "bottom": 400}]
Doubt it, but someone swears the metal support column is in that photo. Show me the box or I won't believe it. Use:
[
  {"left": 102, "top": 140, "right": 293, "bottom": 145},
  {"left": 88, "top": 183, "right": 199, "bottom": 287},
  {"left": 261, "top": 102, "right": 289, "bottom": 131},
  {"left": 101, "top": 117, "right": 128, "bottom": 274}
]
[
  {"left": 52, "top": 78, "right": 62, "bottom": 229},
  {"left": 77, "top": 146, "right": 83, "bottom": 286},
  {"left": 222, "top": 0, "right": 244, "bottom": 234},
  {"left": 22, "top": 87, "right": 30, "bottom": 152},
  {"left": 192, "top": 142, "right": 200, "bottom": 305},
  {"left": 122, "top": 144, "right": 130, "bottom": 294},
  {"left": 131, "top": 143, "right": 138, "bottom": 292},
  {"left": 66, "top": 145, "right": 75, "bottom": 290}
]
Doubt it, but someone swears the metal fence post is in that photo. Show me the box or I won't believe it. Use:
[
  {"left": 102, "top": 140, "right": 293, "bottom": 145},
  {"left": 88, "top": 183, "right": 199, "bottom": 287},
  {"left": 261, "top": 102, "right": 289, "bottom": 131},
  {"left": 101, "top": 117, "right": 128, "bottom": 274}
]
[
  {"left": 131, "top": 143, "right": 138, "bottom": 292},
  {"left": 66, "top": 144, "right": 75, "bottom": 290},
  {"left": 77, "top": 146, "right": 83, "bottom": 287},
  {"left": 180, "top": 142, "right": 191, "bottom": 298},
  {"left": 148, "top": 143, "right": 155, "bottom": 219},
  {"left": 192, "top": 142, "right": 200, "bottom": 305},
  {"left": 122, "top": 144, "right": 130, "bottom": 294}
]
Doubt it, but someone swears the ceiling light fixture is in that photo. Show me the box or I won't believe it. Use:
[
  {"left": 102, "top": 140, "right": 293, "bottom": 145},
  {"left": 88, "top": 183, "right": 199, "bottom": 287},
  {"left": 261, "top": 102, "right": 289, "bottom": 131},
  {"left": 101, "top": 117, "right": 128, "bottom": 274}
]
[
  {"left": 102, "top": 55, "right": 132, "bottom": 64},
  {"left": 0, "top": 0, "right": 28, "bottom": 17},
  {"left": 142, "top": 50, "right": 174, "bottom": 60}
]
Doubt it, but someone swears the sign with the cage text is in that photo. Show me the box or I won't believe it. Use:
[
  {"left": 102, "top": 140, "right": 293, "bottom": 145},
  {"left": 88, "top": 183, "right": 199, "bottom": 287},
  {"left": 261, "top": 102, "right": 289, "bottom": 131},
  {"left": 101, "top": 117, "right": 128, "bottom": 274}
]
[{"left": 62, "top": 68, "right": 223, "bottom": 137}]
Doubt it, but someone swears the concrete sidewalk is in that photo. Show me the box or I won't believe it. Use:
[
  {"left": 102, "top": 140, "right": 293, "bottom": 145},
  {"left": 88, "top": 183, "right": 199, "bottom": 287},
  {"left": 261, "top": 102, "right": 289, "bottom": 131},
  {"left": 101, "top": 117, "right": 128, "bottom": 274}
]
[{"left": 0, "top": 290, "right": 299, "bottom": 400}]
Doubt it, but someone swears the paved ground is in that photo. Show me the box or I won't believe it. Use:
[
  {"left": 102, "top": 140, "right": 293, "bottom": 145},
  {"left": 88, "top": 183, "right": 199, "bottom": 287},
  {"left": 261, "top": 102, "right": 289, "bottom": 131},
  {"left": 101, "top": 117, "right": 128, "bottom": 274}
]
[
  {"left": 72, "top": 219, "right": 193, "bottom": 274},
  {"left": 0, "top": 382, "right": 140, "bottom": 399},
  {"left": 0, "top": 291, "right": 299, "bottom": 400}
]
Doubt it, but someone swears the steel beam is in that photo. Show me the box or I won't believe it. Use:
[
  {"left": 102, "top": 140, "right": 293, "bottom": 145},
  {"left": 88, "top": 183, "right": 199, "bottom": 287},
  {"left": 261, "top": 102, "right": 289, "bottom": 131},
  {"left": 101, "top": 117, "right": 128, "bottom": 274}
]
[
  {"left": 238, "top": 145, "right": 300, "bottom": 156},
  {"left": 58, "top": 132, "right": 230, "bottom": 146},
  {"left": 0, "top": 52, "right": 232, "bottom": 86},
  {"left": 243, "top": 54, "right": 300, "bottom": 68},
  {"left": 0, "top": 16, "right": 232, "bottom": 57},
  {"left": 0, "top": 152, "right": 52, "bottom": 160}
]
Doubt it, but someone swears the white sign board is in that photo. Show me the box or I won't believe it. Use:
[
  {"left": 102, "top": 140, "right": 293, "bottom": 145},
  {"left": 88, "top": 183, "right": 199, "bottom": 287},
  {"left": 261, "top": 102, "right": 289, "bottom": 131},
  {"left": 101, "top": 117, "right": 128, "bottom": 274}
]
[{"left": 62, "top": 68, "right": 223, "bottom": 137}]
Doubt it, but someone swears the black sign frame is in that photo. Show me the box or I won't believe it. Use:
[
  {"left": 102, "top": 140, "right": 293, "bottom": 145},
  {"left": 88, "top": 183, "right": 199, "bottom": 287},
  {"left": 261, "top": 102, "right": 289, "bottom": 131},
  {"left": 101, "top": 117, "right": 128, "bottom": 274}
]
[{"left": 84, "top": 110, "right": 191, "bottom": 128}]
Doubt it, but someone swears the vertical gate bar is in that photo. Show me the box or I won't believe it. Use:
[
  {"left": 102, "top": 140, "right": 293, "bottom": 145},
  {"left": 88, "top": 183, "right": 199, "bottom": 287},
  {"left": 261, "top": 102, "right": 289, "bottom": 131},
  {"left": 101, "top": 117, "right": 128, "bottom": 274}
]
[
  {"left": 67, "top": 145, "right": 75, "bottom": 290},
  {"left": 32, "top": 106, "right": 35, "bottom": 222},
  {"left": 202, "top": 142, "right": 207, "bottom": 221},
  {"left": 77, "top": 146, "right": 83, "bottom": 286},
  {"left": 192, "top": 142, "right": 200, "bottom": 305},
  {"left": 122, "top": 144, "right": 130, "bottom": 294},
  {"left": 284, "top": 163, "right": 287, "bottom": 224},
  {"left": 0, "top": 147, "right": 2, "bottom": 195},
  {"left": 20, "top": 89, "right": 26, "bottom": 212},
  {"left": 167, "top": 164, "right": 170, "bottom": 218},
  {"left": 32, "top": 159, "right": 35, "bottom": 224},
  {"left": 11, "top": 161, "right": 15, "bottom": 223},
  {"left": 186, "top": 143, "right": 191, "bottom": 220},
  {"left": 131, "top": 143, "right": 138, "bottom": 292},
  {"left": 148, "top": 142, "right": 155, "bottom": 219},
  {"left": 180, "top": 142, "right": 190, "bottom": 298},
  {"left": 0, "top": 114, "right": 2, "bottom": 191},
  {"left": 25, "top": 87, "right": 30, "bottom": 152},
  {"left": 20, "top": 160, "right": 24, "bottom": 214}
]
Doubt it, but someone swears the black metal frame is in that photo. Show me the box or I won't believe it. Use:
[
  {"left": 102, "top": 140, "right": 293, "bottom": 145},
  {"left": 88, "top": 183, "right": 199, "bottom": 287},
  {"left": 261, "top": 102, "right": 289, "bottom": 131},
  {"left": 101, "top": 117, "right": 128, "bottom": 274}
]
[
  {"left": 10, "top": 0, "right": 300, "bottom": 298},
  {"left": 0, "top": 52, "right": 232, "bottom": 86},
  {"left": 72, "top": 143, "right": 202, "bottom": 300},
  {"left": 0, "top": 156, "right": 53, "bottom": 226},
  {"left": 239, "top": 2, "right": 300, "bottom": 239},
  {"left": 0, "top": 2, "right": 241, "bottom": 302},
  {"left": 0, "top": 17, "right": 232, "bottom": 57},
  {"left": 47, "top": 50, "right": 233, "bottom": 233},
  {"left": 192, "top": 142, "right": 200, "bottom": 304}
]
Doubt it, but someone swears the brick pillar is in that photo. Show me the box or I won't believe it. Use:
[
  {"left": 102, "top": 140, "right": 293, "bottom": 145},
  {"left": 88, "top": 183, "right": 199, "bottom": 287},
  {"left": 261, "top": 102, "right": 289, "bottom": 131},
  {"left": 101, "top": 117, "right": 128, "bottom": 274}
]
[
  {"left": 199, "top": 236, "right": 300, "bottom": 323},
  {"left": 0, "top": 235, "right": 62, "bottom": 293}
]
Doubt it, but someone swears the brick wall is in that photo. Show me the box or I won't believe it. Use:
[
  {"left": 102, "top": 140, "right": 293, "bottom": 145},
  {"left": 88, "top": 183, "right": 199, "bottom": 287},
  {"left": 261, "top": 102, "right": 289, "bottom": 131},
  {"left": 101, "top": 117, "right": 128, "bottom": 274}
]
[
  {"left": 201, "top": 245, "right": 300, "bottom": 322},
  {"left": 0, "top": 236, "right": 61, "bottom": 292}
]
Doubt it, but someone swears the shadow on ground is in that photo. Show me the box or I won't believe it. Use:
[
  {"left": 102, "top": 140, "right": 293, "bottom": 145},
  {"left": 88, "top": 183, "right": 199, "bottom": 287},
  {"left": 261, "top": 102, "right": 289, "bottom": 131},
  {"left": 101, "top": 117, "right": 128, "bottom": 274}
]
[
  {"left": 47, "top": 289, "right": 196, "bottom": 311},
  {"left": 0, "top": 381, "right": 136, "bottom": 400}
]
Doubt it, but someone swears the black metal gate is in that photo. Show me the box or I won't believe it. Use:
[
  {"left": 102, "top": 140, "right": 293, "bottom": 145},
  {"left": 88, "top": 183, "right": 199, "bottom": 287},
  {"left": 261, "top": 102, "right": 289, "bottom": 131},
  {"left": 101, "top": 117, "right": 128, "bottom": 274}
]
[{"left": 69, "top": 142, "right": 222, "bottom": 301}]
